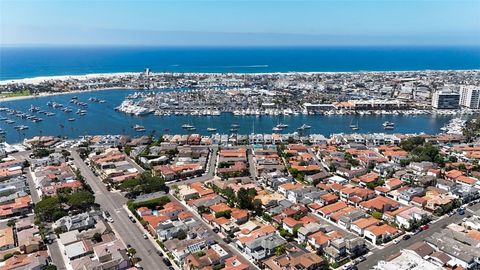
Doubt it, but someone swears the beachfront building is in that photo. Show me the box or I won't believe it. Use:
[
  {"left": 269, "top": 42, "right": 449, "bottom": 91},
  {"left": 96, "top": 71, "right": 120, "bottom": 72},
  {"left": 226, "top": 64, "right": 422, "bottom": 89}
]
[
  {"left": 432, "top": 90, "right": 460, "bottom": 109},
  {"left": 459, "top": 85, "right": 480, "bottom": 109}
]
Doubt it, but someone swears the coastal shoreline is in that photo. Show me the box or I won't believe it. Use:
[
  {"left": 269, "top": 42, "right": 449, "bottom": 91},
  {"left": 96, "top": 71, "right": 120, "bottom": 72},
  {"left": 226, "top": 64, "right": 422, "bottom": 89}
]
[
  {"left": 2, "top": 69, "right": 480, "bottom": 85},
  {"left": 1, "top": 69, "right": 479, "bottom": 103},
  {"left": 0, "top": 87, "right": 129, "bottom": 103}
]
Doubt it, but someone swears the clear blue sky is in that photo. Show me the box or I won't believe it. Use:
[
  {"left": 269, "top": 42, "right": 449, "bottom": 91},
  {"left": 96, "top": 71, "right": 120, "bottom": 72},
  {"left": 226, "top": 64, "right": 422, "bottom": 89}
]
[{"left": 1, "top": 0, "right": 479, "bottom": 46}]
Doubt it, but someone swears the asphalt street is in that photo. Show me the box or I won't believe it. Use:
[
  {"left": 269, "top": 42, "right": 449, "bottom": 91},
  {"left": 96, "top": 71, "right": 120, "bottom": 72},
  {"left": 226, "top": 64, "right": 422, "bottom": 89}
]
[{"left": 71, "top": 150, "right": 169, "bottom": 270}]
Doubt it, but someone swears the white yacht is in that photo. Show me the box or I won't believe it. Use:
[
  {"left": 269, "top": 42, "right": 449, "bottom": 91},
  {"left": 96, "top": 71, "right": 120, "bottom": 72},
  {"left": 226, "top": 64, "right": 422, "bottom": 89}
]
[{"left": 133, "top": 124, "right": 146, "bottom": 132}]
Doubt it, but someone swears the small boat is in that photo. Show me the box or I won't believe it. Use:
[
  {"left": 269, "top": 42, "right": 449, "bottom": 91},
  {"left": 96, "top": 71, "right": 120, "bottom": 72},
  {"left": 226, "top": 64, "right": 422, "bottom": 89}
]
[
  {"left": 133, "top": 124, "right": 146, "bottom": 132},
  {"left": 0, "top": 129, "right": 5, "bottom": 135},
  {"left": 231, "top": 124, "right": 240, "bottom": 128},
  {"left": 382, "top": 121, "right": 395, "bottom": 127},
  {"left": 350, "top": 121, "right": 360, "bottom": 131},
  {"left": 301, "top": 124, "right": 311, "bottom": 129},
  {"left": 0, "top": 117, "right": 8, "bottom": 121},
  {"left": 182, "top": 124, "right": 194, "bottom": 129},
  {"left": 207, "top": 128, "right": 217, "bottom": 132},
  {"left": 229, "top": 128, "right": 238, "bottom": 133},
  {"left": 14, "top": 125, "right": 29, "bottom": 130},
  {"left": 68, "top": 118, "right": 76, "bottom": 121},
  {"left": 5, "top": 120, "right": 15, "bottom": 124},
  {"left": 276, "top": 123, "right": 288, "bottom": 129},
  {"left": 29, "top": 105, "right": 40, "bottom": 112},
  {"left": 384, "top": 125, "right": 394, "bottom": 130},
  {"left": 272, "top": 127, "right": 281, "bottom": 132},
  {"left": 349, "top": 120, "right": 357, "bottom": 128}
]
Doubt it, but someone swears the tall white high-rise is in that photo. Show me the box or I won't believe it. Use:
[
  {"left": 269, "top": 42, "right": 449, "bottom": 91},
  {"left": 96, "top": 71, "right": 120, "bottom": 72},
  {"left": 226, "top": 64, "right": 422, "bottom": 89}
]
[{"left": 459, "top": 85, "right": 480, "bottom": 109}]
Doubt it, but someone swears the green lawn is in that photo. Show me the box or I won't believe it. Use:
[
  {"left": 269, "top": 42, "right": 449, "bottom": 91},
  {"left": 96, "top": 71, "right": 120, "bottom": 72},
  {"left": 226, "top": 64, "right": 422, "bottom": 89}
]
[{"left": 0, "top": 90, "right": 31, "bottom": 98}]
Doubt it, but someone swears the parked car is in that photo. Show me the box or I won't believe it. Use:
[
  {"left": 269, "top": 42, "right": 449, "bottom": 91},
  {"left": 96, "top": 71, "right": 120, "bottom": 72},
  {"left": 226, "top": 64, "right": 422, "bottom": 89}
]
[
  {"left": 420, "top": 224, "right": 429, "bottom": 231},
  {"left": 354, "top": 256, "right": 366, "bottom": 263},
  {"left": 393, "top": 239, "right": 400, "bottom": 244},
  {"left": 458, "top": 208, "right": 465, "bottom": 215},
  {"left": 162, "top": 258, "right": 172, "bottom": 266},
  {"left": 156, "top": 250, "right": 163, "bottom": 257},
  {"left": 143, "top": 233, "right": 148, "bottom": 239},
  {"left": 402, "top": 235, "right": 411, "bottom": 240}
]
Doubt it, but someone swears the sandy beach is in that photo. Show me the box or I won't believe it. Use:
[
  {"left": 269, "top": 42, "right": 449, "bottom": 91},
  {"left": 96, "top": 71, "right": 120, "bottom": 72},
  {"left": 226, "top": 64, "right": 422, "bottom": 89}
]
[
  {"left": 0, "top": 87, "right": 125, "bottom": 103},
  {"left": 0, "top": 72, "right": 140, "bottom": 86}
]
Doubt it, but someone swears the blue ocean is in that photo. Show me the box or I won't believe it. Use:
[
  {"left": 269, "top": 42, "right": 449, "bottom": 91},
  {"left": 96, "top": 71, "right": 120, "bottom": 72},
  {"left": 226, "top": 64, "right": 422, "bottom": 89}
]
[{"left": 1, "top": 46, "right": 480, "bottom": 80}]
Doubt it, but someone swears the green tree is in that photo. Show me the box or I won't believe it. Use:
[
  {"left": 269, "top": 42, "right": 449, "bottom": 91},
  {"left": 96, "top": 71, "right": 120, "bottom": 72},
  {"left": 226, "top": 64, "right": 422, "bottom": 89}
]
[
  {"left": 92, "top": 232, "right": 102, "bottom": 243},
  {"left": 176, "top": 229, "right": 187, "bottom": 240},
  {"left": 6, "top": 219, "right": 15, "bottom": 227},
  {"left": 215, "top": 210, "right": 232, "bottom": 219},
  {"left": 237, "top": 188, "right": 257, "bottom": 210},
  {"left": 371, "top": 211, "right": 383, "bottom": 220},
  {"left": 35, "top": 197, "right": 65, "bottom": 222},
  {"left": 3, "top": 253, "right": 13, "bottom": 261},
  {"left": 400, "top": 137, "right": 425, "bottom": 151},
  {"left": 67, "top": 191, "right": 95, "bottom": 210},
  {"left": 289, "top": 168, "right": 299, "bottom": 178},
  {"left": 61, "top": 149, "right": 71, "bottom": 157},
  {"left": 33, "top": 148, "right": 52, "bottom": 158},
  {"left": 253, "top": 199, "right": 263, "bottom": 216},
  {"left": 275, "top": 244, "right": 286, "bottom": 256}
]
